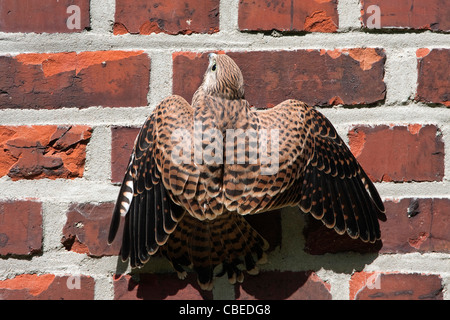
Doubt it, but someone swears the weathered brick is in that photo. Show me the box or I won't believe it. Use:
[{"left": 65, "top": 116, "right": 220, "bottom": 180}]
[
  {"left": 236, "top": 271, "right": 331, "bottom": 300},
  {"left": 0, "top": 274, "right": 95, "bottom": 300},
  {"left": 0, "top": 51, "right": 150, "bottom": 109},
  {"left": 416, "top": 49, "right": 450, "bottom": 107},
  {"left": 173, "top": 49, "right": 386, "bottom": 108},
  {"left": 0, "top": 201, "right": 42, "bottom": 256},
  {"left": 0, "top": 0, "right": 90, "bottom": 33},
  {"left": 303, "top": 215, "right": 382, "bottom": 255},
  {"left": 350, "top": 272, "right": 443, "bottom": 300},
  {"left": 113, "top": 274, "right": 213, "bottom": 300},
  {"left": 381, "top": 198, "right": 450, "bottom": 253},
  {"left": 111, "top": 126, "right": 140, "bottom": 183},
  {"left": 239, "top": 0, "right": 338, "bottom": 32},
  {"left": 114, "top": 0, "right": 220, "bottom": 35},
  {"left": 348, "top": 125, "right": 444, "bottom": 182},
  {"left": 62, "top": 202, "right": 122, "bottom": 256},
  {"left": 361, "top": 0, "right": 450, "bottom": 31},
  {"left": 0, "top": 125, "right": 92, "bottom": 180}
]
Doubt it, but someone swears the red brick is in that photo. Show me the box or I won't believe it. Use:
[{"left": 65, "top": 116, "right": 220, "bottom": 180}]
[
  {"left": 0, "top": 201, "right": 42, "bottom": 256},
  {"left": 173, "top": 49, "right": 386, "bottom": 108},
  {"left": 62, "top": 202, "right": 122, "bottom": 256},
  {"left": 0, "top": 274, "right": 95, "bottom": 300},
  {"left": 361, "top": 0, "right": 450, "bottom": 31},
  {"left": 0, "top": 125, "right": 92, "bottom": 180},
  {"left": 114, "top": 0, "right": 220, "bottom": 35},
  {"left": 350, "top": 272, "right": 443, "bottom": 300},
  {"left": 0, "top": 51, "right": 150, "bottom": 109},
  {"left": 113, "top": 274, "right": 213, "bottom": 300},
  {"left": 416, "top": 49, "right": 450, "bottom": 107},
  {"left": 239, "top": 0, "right": 338, "bottom": 32},
  {"left": 0, "top": 0, "right": 90, "bottom": 33},
  {"left": 303, "top": 215, "right": 382, "bottom": 255},
  {"left": 111, "top": 126, "right": 140, "bottom": 183},
  {"left": 381, "top": 198, "right": 450, "bottom": 253},
  {"left": 348, "top": 125, "right": 444, "bottom": 182},
  {"left": 236, "top": 271, "right": 331, "bottom": 300}
]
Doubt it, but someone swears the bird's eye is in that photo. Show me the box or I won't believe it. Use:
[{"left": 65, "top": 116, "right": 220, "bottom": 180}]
[{"left": 211, "top": 63, "right": 217, "bottom": 72}]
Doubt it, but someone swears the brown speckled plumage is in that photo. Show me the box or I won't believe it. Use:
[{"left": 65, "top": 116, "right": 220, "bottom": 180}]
[{"left": 108, "top": 53, "right": 386, "bottom": 290}]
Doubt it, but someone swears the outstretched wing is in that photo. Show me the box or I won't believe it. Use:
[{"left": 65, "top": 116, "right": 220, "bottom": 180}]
[
  {"left": 226, "top": 99, "right": 386, "bottom": 243},
  {"left": 108, "top": 95, "right": 199, "bottom": 267}
]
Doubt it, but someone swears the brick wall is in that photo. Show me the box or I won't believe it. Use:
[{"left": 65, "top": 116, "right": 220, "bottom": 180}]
[{"left": 0, "top": 0, "right": 449, "bottom": 300}]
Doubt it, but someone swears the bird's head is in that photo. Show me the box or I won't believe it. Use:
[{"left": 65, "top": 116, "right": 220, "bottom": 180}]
[{"left": 201, "top": 53, "right": 245, "bottom": 100}]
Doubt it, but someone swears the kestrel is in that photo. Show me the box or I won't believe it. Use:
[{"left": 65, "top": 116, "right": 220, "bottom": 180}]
[{"left": 108, "top": 53, "right": 386, "bottom": 290}]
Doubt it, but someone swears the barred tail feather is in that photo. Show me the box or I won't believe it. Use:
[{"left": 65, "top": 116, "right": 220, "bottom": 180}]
[{"left": 160, "top": 211, "right": 269, "bottom": 290}]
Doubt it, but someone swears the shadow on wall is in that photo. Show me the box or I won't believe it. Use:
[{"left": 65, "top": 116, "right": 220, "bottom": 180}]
[
  {"left": 114, "top": 272, "right": 214, "bottom": 300},
  {"left": 111, "top": 207, "right": 383, "bottom": 300}
]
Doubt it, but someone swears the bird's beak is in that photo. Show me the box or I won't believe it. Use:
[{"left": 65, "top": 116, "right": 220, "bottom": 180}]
[
  {"left": 207, "top": 53, "right": 217, "bottom": 70},
  {"left": 208, "top": 53, "right": 217, "bottom": 60}
]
